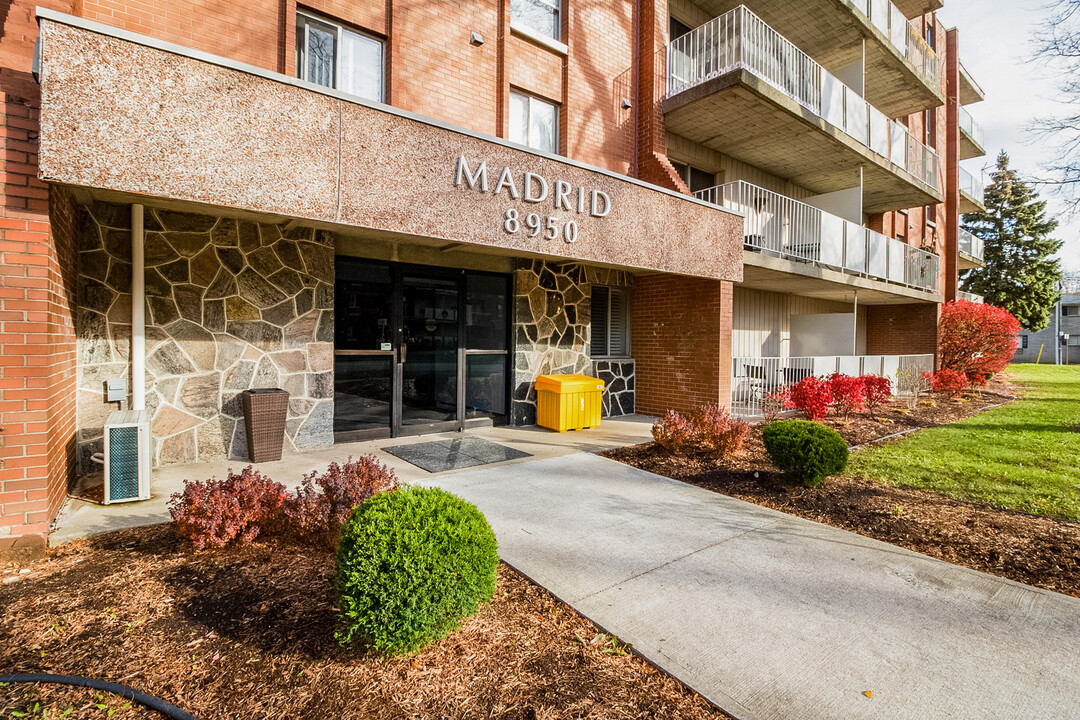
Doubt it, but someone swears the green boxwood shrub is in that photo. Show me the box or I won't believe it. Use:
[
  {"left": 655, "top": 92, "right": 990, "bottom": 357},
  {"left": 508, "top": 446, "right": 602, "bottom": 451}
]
[
  {"left": 335, "top": 486, "right": 499, "bottom": 655},
  {"left": 761, "top": 419, "right": 849, "bottom": 488}
]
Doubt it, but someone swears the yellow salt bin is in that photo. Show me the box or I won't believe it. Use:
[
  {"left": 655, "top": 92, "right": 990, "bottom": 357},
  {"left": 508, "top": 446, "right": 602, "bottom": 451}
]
[{"left": 535, "top": 374, "right": 605, "bottom": 432}]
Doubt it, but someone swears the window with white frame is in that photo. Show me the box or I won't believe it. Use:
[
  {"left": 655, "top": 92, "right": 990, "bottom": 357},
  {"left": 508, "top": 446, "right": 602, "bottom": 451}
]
[
  {"left": 591, "top": 286, "right": 630, "bottom": 358},
  {"left": 509, "top": 91, "right": 559, "bottom": 153},
  {"left": 296, "top": 11, "right": 383, "bottom": 102},
  {"left": 1063, "top": 305, "right": 1079, "bottom": 317},
  {"left": 511, "top": 0, "right": 561, "bottom": 41}
]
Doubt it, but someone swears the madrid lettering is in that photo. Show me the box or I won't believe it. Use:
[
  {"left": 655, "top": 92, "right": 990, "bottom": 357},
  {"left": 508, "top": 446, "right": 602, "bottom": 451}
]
[{"left": 454, "top": 155, "right": 611, "bottom": 244}]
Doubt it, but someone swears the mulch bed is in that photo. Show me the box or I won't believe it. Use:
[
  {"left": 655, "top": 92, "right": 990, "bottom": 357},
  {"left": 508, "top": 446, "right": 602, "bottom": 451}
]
[
  {"left": 602, "top": 378, "right": 1080, "bottom": 599},
  {"left": 0, "top": 525, "right": 730, "bottom": 720}
]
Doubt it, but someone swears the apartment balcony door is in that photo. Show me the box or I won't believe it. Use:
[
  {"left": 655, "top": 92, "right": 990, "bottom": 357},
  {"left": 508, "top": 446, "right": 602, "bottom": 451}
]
[{"left": 334, "top": 258, "right": 509, "bottom": 442}]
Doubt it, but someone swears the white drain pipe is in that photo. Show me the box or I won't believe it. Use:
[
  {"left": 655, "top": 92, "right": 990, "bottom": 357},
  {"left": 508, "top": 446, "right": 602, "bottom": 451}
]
[{"left": 131, "top": 204, "right": 145, "bottom": 411}]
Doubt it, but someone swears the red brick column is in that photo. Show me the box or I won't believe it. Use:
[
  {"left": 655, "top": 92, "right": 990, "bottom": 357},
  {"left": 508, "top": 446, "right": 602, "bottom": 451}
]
[
  {"left": 944, "top": 29, "right": 961, "bottom": 303},
  {"left": 635, "top": 0, "right": 688, "bottom": 193},
  {"left": 0, "top": 2, "right": 79, "bottom": 557},
  {"left": 631, "top": 274, "right": 734, "bottom": 416}
]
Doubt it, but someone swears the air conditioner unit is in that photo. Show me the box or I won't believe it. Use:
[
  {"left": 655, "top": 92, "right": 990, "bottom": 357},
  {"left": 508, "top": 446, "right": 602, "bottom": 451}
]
[{"left": 103, "top": 409, "right": 151, "bottom": 504}]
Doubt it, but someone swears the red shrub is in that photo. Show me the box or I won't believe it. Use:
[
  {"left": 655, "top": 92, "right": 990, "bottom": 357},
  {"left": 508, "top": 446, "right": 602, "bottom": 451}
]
[
  {"left": 169, "top": 466, "right": 288, "bottom": 551},
  {"left": 939, "top": 300, "right": 1020, "bottom": 382},
  {"left": 691, "top": 403, "right": 750, "bottom": 460},
  {"left": 860, "top": 375, "right": 893, "bottom": 417},
  {"left": 788, "top": 376, "right": 832, "bottom": 421},
  {"left": 827, "top": 374, "right": 866, "bottom": 418},
  {"left": 762, "top": 387, "right": 790, "bottom": 422},
  {"left": 652, "top": 409, "right": 695, "bottom": 453},
  {"left": 928, "top": 368, "right": 969, "bottom": 399},
  {"left": 285, "top": 455, "right": 399, "bottom": 547}
]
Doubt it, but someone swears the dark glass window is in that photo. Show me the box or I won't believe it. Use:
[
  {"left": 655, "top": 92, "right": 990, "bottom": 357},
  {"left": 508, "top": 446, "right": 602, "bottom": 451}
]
[
  {"left": 335, "top": 260, "right": 392, "bottom": 351},
  {"left": 466, "top": 274, "right": 509, "bottom": 350},
  {"left": 670, "top": 17, "right": 693, "bottom": 41}
]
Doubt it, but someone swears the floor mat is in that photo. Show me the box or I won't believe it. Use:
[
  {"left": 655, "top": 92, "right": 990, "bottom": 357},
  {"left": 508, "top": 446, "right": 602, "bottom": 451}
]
[{"left": 383, "top": 437, "right": 532, "bottom": 473}]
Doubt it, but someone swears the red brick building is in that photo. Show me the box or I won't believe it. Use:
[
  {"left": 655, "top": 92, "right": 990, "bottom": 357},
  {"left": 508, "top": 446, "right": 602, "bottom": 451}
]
[{"left": 0, "top": 0, "right": 985, "bottom": 550}]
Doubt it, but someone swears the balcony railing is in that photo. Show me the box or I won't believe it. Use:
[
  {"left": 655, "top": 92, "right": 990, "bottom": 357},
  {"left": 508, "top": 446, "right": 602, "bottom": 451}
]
[
  {"left": 959, "top": 228, "right": 984, "bottom": 262},
  {"left": 959, "top": 105, "right": 984, "bottom": 148},
  {"left": 957, "top": 291, "right": 984, "bottom": 303},
  {"left": 854, "top": 0, "right": 943, "bottom": 91},
  {"left": 959, "top": 167, "right": 985, "bottom": 202},
  {"left": 698, "top": 181, "right": 941, "bottom": 293},
  {"left": 731, "top": 354, "right": 935, "bottom": 417},
  {"left": 666, "top": 7, "right": 941, "bottom": 194}
]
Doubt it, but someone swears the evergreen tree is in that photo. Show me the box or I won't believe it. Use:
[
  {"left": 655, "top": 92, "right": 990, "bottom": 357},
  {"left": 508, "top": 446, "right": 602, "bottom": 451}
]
[{"left": 961, "top": 151, "right": 1062, "bottom": 332}]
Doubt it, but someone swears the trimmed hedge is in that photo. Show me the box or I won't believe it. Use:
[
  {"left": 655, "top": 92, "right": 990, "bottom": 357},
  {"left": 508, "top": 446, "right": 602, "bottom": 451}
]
[
  {"left": 335, "top": 486, "right": 499, "bottom": 655},
  {"left": 761, "top": 420, "right": 849, "bottom": 488}
]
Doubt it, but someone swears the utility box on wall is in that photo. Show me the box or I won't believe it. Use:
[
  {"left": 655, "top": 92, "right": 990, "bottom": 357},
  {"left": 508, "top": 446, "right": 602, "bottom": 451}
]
[{"left": 103, "top": 410, "right": 151, "bottom": 504}]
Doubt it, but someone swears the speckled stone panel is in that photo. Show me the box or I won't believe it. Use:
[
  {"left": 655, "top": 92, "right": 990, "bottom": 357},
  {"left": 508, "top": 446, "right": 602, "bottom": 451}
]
[
  {"left": 510, "top": 261, "right": 633, "bottom": 426},
  {"left": 74, "top": 202, "right": 335, "bottom": 471},
  {"left": 37, "top": 19, "right": 744, "bottom": 284},
  {"left": 39, "top": 23, "right": 339, "bottom": 223}
]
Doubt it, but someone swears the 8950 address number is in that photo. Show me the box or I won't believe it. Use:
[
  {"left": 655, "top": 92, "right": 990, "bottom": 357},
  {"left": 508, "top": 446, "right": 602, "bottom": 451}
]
[{"left": 503, "top": 209, "right": 579, "bottom": 244}]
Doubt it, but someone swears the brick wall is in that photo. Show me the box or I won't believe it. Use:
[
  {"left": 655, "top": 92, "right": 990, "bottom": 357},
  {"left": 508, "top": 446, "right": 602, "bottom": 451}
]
[
  {"left": 864, "top": 303, "right": 940, "bottom": 362},
  {"left": 0, "top": 0, "right": 79, "bottom": 553},
  {"left": 631, "top": 274, "right": 733, "bottom": 416}
]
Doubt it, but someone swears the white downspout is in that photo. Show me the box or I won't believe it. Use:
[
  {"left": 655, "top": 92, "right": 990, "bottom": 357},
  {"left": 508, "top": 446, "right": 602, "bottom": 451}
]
[
  {"left": 131, "top": 204, "right": 146, "bottom": 411},
  {"left": 852, "top": 290, "right": 859, "bottom": 356}
]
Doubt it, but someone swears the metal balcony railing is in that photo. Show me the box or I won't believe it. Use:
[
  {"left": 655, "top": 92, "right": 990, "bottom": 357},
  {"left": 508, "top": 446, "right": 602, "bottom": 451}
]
[
  {"left": 855, "top": 0, "right": 943, "bottom": 91},
  {"left": 957, "top": 291, "right": 984, "bottom": 303},
  {"left": 959, "top": 228, "right": 984, "bottom": 262},
  {"left": 959, "top": 105, "right": 984, "bottom": 148},
  {"left": 731, "top": 354, "right": 935, "bottom": 417},
  {"left": 666, "top": 7, "right": 942, "bottom": 193},
  {"left": 959, "top": 167, "right": 985, "bottom": 202},
  {"left": 697, "top": 181, "right": 941, "bottom": 293}
]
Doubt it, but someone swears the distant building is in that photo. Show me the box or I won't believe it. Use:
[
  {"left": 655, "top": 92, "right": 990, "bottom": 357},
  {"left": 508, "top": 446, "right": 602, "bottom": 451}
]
[{"left": 1013, "top": 295, "right": 1080, "bottom": 364}]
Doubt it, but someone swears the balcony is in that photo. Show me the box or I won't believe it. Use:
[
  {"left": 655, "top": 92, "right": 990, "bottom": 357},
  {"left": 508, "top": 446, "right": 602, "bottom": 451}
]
[
  {"left": 699, "top": 181, "right": 942, "bottom": 297},
  {"left": 958, "top": 228, "right": 984, "bottom": 269},
  {"left": 664, "top": 7, "right": 944, "bottom": 214},
  {"left": 959, "top": 167, "right": 986, "bottom": 213},
  {"left": 690, "top": 0, "right": 943, "bottom": 118},
  {"left": 959, "top": 61, "right": 985, "bottom": 105},
  {"left": 957, "top": 291, "right": 984, "bottom": 303},
  {"left": 731, "top": 354, "right": 935, "bottom": 417},
  {"left": 891, "top": 0, "right": 943, "bottom": 18},
  {"left": 958, "top": 105, "right": 985, "bottom": 160}
]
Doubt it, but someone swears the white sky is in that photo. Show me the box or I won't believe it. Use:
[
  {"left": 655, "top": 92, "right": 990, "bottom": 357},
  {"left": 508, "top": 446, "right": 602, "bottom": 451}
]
[{"left": 938, "top": 0, "right": 1080, "bottom": 272}]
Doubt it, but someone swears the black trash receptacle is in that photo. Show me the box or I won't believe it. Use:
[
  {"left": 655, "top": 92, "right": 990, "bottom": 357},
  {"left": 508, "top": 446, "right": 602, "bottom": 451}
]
[{"left": 241, "top": 388, "right": 290, "bottom": 462}]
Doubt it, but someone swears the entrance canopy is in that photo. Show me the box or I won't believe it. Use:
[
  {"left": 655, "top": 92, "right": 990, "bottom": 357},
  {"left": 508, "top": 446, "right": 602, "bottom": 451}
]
[{"left": 36, "top": 10, "right": 744, "bottom": 283}]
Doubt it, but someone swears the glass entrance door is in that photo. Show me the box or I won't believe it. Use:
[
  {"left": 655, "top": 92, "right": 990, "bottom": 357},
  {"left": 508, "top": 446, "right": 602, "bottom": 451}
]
[
  {"left": 397, "top": 274, "right": 460, "bottom": 433},
  {"left": 334, "top": 258, "right": 509, "bottom": 442}
]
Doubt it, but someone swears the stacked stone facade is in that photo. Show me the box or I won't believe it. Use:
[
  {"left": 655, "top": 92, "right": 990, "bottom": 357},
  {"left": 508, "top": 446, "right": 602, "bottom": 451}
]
[
  {"left": 511, "top": 260, "right": 634, "bottom": 426},
  {"left": 75, "top": 203, "right": 334, "bottom": 471}
]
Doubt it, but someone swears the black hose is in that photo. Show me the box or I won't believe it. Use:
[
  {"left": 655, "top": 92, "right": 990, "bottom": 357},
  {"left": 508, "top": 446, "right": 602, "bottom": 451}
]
[{"left": 0, "top": 673, "right": 200, "bottom": 720}]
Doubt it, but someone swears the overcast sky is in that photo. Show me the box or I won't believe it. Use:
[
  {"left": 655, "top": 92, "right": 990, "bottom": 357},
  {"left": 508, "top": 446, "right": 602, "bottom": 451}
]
[{"left": 937, "top": 0, "right": 1080, "bottom": 272}]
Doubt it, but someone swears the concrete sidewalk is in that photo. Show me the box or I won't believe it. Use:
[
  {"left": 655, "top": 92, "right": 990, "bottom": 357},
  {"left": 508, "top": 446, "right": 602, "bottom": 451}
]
[{"left": 428, "top": 453, "right": 1080, "bottom": 720}]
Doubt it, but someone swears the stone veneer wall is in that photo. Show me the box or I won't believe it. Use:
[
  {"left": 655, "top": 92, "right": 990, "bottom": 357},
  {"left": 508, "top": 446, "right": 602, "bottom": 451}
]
[
  {"left": 75, "top": 202, "right": 335, "bottom": 472},
  {"left": 511, "top": 260, "right": 633, "bottom": 425},
  {"left": 594, "top": 360, "right": 636, "bottom": 416}
]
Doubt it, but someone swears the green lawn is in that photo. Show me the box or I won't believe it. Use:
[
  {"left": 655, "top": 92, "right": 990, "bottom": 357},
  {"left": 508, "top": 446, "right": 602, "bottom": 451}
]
[{"left": 847, "top": 364, "right": 1080, "bottom": 521}]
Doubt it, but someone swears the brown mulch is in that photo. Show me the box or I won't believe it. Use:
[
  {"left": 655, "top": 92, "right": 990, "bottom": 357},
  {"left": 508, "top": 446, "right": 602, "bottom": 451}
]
[
  {"left": 0, "top": 525, "right": 730, "bottom": 720},
  {"left": 602, "top": 378, "right": 1080, "bottom": 599}
]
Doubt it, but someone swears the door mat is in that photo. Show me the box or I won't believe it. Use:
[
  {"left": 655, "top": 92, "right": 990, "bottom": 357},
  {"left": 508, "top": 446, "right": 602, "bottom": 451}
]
[{"left": 383, "top": 437, "right": 531, "bottom": 473}]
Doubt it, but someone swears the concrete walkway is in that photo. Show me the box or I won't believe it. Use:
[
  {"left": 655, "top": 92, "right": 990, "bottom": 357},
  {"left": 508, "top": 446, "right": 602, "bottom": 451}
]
[{"left": 427, "top": 453, "right": 1080, "bottom": 720}]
